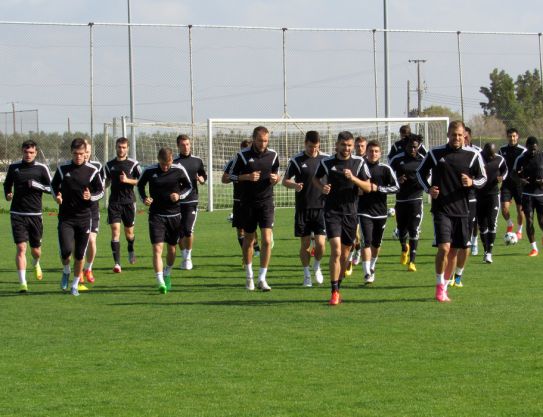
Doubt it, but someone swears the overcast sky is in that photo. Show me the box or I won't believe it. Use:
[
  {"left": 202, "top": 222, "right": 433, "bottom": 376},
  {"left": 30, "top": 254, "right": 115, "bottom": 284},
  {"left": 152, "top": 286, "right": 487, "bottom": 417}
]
[{"left": 1, "top": 0, "right": 543, "bottom": 133}]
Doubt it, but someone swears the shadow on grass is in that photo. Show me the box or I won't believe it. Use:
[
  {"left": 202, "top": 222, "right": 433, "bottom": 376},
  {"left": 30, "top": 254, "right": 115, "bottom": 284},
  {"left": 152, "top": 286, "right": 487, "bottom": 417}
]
[{"left": 107, "top": 296, "right": 433, "bottom": 307}]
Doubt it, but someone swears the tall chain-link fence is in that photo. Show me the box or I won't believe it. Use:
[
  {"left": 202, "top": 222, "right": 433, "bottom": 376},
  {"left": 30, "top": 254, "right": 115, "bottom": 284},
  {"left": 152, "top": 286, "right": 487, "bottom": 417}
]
[{"left": 1, "top": 21, "right": 542, "bottom": 181}]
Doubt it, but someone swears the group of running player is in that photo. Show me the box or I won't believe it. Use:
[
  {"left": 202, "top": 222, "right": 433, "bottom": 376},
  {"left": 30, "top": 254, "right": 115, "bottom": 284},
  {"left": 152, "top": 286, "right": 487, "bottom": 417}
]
[{"left": 4, "top": 121, "right": 543, "bottom": 303}]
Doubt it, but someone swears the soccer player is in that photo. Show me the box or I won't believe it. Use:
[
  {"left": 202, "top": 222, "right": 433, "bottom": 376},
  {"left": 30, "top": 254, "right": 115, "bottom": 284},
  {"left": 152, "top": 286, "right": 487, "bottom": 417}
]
[
  {"left": 79, "top": 140, "right": 104, "bottom": 288},
  {"left": 137, "top": 147, "right": 192, "bottom": 293},
  {"left": 313, "top": 131, "right": 372, "bottom": 305},
  {"left": 282, "top": 130, "right": 328, "bottom": 287},
  {"left": 357, "top": 140, "right": 399, "bottom": 284},
  {"left": 354, "top": 136, "right": 367, "bottom": 158},
  {"left": 174, "top": 134, "right": 207, "bottom": 270},
  {"left": 221, "top": 139, "right": 260, "bottom": 258},
  {"left": 387, "top": 124, "right": 427, "bottom": 163},
  {"left": 104, "top": 137, "right": 142, "bottom": 273},
  {"left": 229, "top": 126, "right": 280, "bottom": 291},
  {"left": 51, "top": 138, "right": 104, "bottom": 296},
  {"left": 416, "top": 121, "right": 486, "bottom": 302},
  {"left": 499, "top": 128, "right": 526, "bottom": 239},
  {"left": 513, "top": 136, "right": 543, "bottom": 256},
  {"left": 390, "top": 134, "right": 425, "bottom": 272},
  {"left": 4, "top": 140, "right": 52, "bottom": 293},
  {"left": 476, "top": 143, "right": 508, "bottom": 263},
  {"left": 464, "top": 127, "right": 482, "bottom": 255}
]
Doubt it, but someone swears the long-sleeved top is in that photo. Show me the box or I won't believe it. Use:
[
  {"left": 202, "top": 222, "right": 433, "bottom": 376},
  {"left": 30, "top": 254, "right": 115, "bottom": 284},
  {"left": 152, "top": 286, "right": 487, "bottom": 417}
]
[
  {"left": 4, "top": 160, "right": 52, "bottom": 215},
  {"left": 137, "top": 163, "right": 192, "bottom": 216},
  {"left": 389, "top": 152, "right": 424, "bottom": 202},
  {"left": 105, "top": 157, "right": 142, "bottom": 204},
  {"left": 477, "top": 154, "right": 508, "bottom": 197},
  {"left": 416, "top": 143, "right": 487, "bottom": 217},
  {"left": 358, "top": 160, "right": 399, "bottom": 218},
  {"left": 284, "top": 151, "right": 329, "bottom": 210},
  {"left": 229, "top": 146, "right": 280, "bottom": 204},
  {"left": 173, "top": 154, "right": 207, "bottom": 205},
  {"left": 314, "top": 155, "right": 369, "bottom": 215},
  {"left": 51, "top": 161, "right": 104, "bottom": 220},
  {"left": 513, "top": 151, "right": 543, "bottom": 197}
]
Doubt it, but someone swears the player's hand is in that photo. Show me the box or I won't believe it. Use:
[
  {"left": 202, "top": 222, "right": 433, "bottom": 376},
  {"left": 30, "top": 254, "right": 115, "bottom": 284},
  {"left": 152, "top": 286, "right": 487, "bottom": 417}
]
[
  {"left": 294, "top": 182, "right": 303, "bottom": 192},
  {"left": 270, "top": 173, "right": 279, "bottom": 185},
  {"left": 248, "top": 171, "right": 261, "bottom": 182},
  {"left": 398, "top": 174, "right": 407, "bottom": 184},
  {"left": 430, "top": 186, "right": 439, "bottom": 199},
  {"left": 119, "top": 171, "right": 128, "bottom": 183},
  {"left": 82, "top": 187, "right": 91, "bottom": 200},
  {"left": 343, "top": 169, "right": 353, "bottom": 181},
  {"left": 170, "top": 193, "right": 180, "bottom": 202},
  {"left": 6, "top": 192, "right": 13, "bottom": 201},
  {"left": 461, "top": 173, "right": 473, "bottom": 187},
  {"left": 322, "top": 184, "right": 331, "bottom": 195},
  {"left": 197, "top": 175, "right": 205, "bottom": 185},
  {"left": 55, "top": 193, "right": 63, "bottom": 205},
  {"left": 519, "top": 177, "right": 530, "bottom": 185},
  {"left": 144, "top": 197, "right": 153, "bottom": 206}
]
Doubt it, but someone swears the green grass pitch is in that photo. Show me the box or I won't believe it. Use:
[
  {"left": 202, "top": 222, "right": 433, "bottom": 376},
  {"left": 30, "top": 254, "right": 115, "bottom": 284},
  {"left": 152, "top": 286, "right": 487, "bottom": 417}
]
[{"left": 0, "top": 206, "right": 541, "bottom": 416}]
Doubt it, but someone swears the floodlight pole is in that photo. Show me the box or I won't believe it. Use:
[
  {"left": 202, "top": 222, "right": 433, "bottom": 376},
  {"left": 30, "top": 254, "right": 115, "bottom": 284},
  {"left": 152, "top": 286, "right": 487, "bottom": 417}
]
[
  {"left": 127, "top": 0, "right": 136, "bottom": 159},
  {"left": 457, "top": 31, "right": 465, "bottom": 121},
  {"left": 89, "top": 22, "right": 95, "bottom": 155}
]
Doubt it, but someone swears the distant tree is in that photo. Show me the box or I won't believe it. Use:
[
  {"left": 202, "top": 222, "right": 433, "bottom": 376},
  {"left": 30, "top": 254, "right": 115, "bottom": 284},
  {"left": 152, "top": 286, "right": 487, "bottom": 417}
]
[
  {"left": 418, "top": 105, "right": 462, "bottom": 121},
  {"left": 466, "top": 115, "right": 506, "bottom": 141}
]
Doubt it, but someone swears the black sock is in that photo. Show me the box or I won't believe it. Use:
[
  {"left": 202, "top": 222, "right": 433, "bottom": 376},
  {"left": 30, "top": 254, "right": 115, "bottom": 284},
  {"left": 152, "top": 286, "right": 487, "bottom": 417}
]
[
  {"left": 338, "top": 278, "right": 343, "bottom": 289},
  {"left": 488, "top": 233, "right": 496, "bottom": 253},
  {"left": 237, "top": 236, "right": 244, "bottom": 248},
  {"left": 400, "top": 238, "right": 407, "bottom": 252},
  {"left": 253, "top": 242, "right": 261, "bottom": 252},
  {"left": 111, "top": 240, "right": 121, "bottom": 264},
  {"left": 331, "top": 281, "right": 339, "bottom": 292},
  {"left": 127, "top": 238, "right": 135, "bottom": 253},
  {"left": 409, "top": 239, "right": 418, "bottom": 263}
]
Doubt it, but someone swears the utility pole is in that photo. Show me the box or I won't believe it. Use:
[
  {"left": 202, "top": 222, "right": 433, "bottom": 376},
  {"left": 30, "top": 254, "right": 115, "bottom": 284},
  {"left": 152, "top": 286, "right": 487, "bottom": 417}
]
[
  {"left": 407, "top": 80, "right": 411, "bottom": 116},
  {"left": 68, "top": 117, "right": 71, "bottom": 134},
  {"left": 12, "top": 102, "right": 16, "bottom": 135},
  {"left": 409, "top": 59, "right": 427, "bottom": 116}
]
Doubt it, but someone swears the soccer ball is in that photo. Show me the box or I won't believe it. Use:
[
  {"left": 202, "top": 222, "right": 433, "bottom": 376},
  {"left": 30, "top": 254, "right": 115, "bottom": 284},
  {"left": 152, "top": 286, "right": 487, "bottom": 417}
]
[
  {"left": 227, "top": 213, "right": 233, "bottom": 223},
  {"left": 387, "top": 207, "right": 396, "bottom": 218},
  {"left": 504, "top": 232, "right": 518, "bottom": 246}
]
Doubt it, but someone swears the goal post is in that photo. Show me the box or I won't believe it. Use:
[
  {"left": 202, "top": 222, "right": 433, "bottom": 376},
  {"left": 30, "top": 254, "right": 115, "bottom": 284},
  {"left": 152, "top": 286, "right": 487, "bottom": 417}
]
[{"left": 207, "top": 117, "right": 449, "bottom": 211}]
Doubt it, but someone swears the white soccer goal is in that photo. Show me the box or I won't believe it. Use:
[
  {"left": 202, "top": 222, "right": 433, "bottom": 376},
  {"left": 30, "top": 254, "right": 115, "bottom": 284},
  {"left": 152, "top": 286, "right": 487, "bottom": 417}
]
[
  {"left": 206, "top": 117, "right": 449, "bottom": 211},
  {"left": 103, "top": 117, "right": 449, "bottom": 211}
]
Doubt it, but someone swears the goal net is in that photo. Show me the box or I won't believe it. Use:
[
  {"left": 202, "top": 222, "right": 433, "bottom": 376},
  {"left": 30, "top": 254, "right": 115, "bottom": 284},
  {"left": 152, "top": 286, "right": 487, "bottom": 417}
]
[
  {"left": 102, "top": 117, "right": 449, "bottom": 211},
  {"left": 207, "top": 117, "right": 449, "bottom": 211}
]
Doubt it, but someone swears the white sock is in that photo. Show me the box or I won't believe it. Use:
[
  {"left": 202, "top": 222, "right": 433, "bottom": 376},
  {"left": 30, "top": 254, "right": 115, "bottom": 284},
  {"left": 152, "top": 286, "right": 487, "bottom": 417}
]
[
  {"left": 186, "top": 249, "right": 192, "bottom": 260},
  {"left": 507, "top": 219, "right": 514, "bottom": 227},
  {"left": 370, "top": 257, "right": 378, "bottom": 270},
  {"left": 517, "top": 225, "right": 523, "bottom": 233},
  {"left": 531, "top": 241, "right": 538, "bottom": 251},
  {"left": 245, "top": 263, "right": 253, "bottom": 279},
  {"left": 84, "top": 262, "right": 92, "bottom": 271},
  {"left": 455, "top": 267, "right": 464, "bottom": 276},
  {"left": 18, "top": 270, "right": 26, "bottom": 285},
  {"left": 258, "top": 267, "right": 268, "bottom": 282},
  {"left": 63, "top": 265, "right": 71, "bottom": 274},
  {"left": 313, "top": 260, "right": 321, "bottom": 271},
  {"left": 156, "top": 272, "right": 165, "bottom": 286},
  {"left": 363, "top": 261, "right": 371, "bottom": 275},
  {"left": 348, "top": 250, "right": 354, "bottom": 261},
  {"left": 471, "top": 236, "right": 477, "bottom": 246},
  {"left": 436, "top": 273, "right": 445, "bottom": 285},
  {"left": 182, "top": 249, "right": 187, "bottom": 259},
  {"left": 72, "top": 274, "right": 80, "bottom": 289},
  {"left": 303, "top": 266, "right": 311, "bottom": 278}
]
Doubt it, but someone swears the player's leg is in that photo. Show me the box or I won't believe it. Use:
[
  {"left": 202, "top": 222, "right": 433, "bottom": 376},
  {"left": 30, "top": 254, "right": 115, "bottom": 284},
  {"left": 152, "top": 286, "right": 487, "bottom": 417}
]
[
  {"left": 27, "top": 215, "right": 44, "bottom": 281},
  {"left": 359, "top": 217, "right": 373, "bottom": 283},
  {"left": 368, "top": 218, "right": 386, "bottom": 282},
  {"left": 484, "top": 195, "right": 500, "bottom": 262},
  {"left": 514, "top": 188, "right": 524, "bottom": 239},
  {"left": 179, "top": 205, "right": 197, "bottom": 270},
  {"left": 477, "top": 198, "right": 490, "bottom": 261},
  {"left": 124, "top": 203, "right": 137, "bottom": 265},
  {"left": 501, "top": 186, "right": 514, "bottom": 232},
  {"left": 83, "top": 206, "right": 100, "bottom": 283},
  {"left": 300, "top": 235, "right": 312, "bottom": 286},
  {"left": 15, "top": 242, "right": 28, "bottom": 292},
  {"left": 68, "top": 219, "right": 91, "bottom": 296},
  {"left": 407, "top": 200, "right": 422, "bottom": 271},
  {"left": 108, "top": 204, "right": 123, "bottom": 273},
  {"left": 256, "top": 227, "right": 273, "bottom": 290},
  {"left": 240, "top": 204, "right": 257, "bottom": 290},
  {"left": 449, "top": 216, "right": 471, "bottom": 287},
  {"left": 469, "top": 199, "right": 479, "bottom": 255},
  {"left": 523, "top": 196, "right": 538, "bottom": 255},
  {"left": 434, "top": 213, "right": 453, "bottom": 302},
  {"left": 311, "top": 208, "right": 326, "bottom": 285},
  {"left": 58, "top": 219, "right": 76, "bottom": 292},
  {"left": 149, "top": 214, "right": 168, "bottom": 293},
  {"left": 396, "top": 202, "right": 409, "bottom": 264}
]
